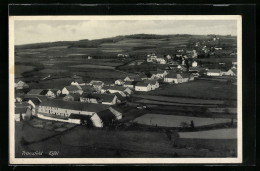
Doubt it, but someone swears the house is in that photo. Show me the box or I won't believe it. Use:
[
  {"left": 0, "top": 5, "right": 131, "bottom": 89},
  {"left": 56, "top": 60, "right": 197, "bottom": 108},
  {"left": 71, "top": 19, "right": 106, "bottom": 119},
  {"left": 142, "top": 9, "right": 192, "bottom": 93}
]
[
  {"left": 144, "top": 80, "right": 159, "bottom": 90},
  {"left": 135, "top": 82, "right": 152, "bottom": 92},
  {"left": 138, "top": 73, "right": 148, "bottom": 80},
  {"left": 179, "top": 73, "right": 190, "bottom": 83},
  {"left": 80, "top": 85, "right": 96, "bottom": 93},
  {"left": 71, "top": 79, "right": 85, "bottom": 86},
  {"left": 101, "top": 86, "right": 131, "bottom": 97},
  {"left": 150, "top": 70, "right": 168, "bottom": 79},
  {"left": 123, "top": 75, "right": 140, "bottom": 82},
  {"left": 37, "top": 100, "right": 122, "bottom": 127},
  {"left": 192, "top": 61, "right": 198, "bottom": 67},
  {"left": 207, "top": 69, "right": 223, "bottom": 76},
  {"left": 164, "top": 73, "right": 183, "bottom": 84},
  {"left": 45, "top": 89, "right": 61, "bottom": 98},
  {"left": 156, "top": 58, "right": 167, "bottom": 64},
  {"left": 27, "top": 89, "right": 45, "bottom": 96},
  {"left": 15, "top": 107, "right": 31, "bottom": 121},
  {"left": 62, "top": 85, "right": 83, "bottom": 95},
  {"left": 80, "top": 93, "right": 98, "bottom": 103},
  {"left": 214, "top": 47, "right": 222, "bottom": 50},
  {"left": 15, "top": 80, "right": 29, "bottom": 90},
  {"left": 114, "top": 79, "right": 125, "bottom": 86},
  {"left": 166, "top": 55, "right": 171, "bottom": 60},
  {"left": 93, "top": 94, "right": 118, "bottom": 105},
  {"left": 113, "top": 92, "right": 126, "bottom": 104},
  {"left": 22, "top": 97, "right": 41, "bottom": 115},
  {"left": 15, "top": 94, "right": 23, "bottom": 102},
  {"left": 89, "top": 80, "right": 104, "bottom": 92},
  {"left": 223, "top": 68, "right": 237, "bottom": 76},
  {"left": 62, "top": 94, "right": 75, "bottom": 101},
  {"left": 123, "top": 81, "right": 134, "bottom": 89}
]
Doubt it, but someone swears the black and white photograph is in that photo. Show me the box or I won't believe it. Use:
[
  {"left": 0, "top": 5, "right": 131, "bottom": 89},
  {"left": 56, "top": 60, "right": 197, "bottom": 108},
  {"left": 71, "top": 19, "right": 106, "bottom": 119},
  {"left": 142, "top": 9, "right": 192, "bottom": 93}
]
[{"left": 9, "top": 15, "right": 242, "bottom": 164}]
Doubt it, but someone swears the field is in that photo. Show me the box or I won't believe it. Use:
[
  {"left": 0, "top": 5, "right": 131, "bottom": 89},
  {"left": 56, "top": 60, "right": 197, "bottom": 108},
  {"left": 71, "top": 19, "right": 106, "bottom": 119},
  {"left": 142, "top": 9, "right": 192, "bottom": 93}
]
[
  {"left": 178, "top": 128, "right": 237, "bottom": 139},
  {"left": 133, "top": 114, "right": 233, "bottom": 127},
  {"left": 146, "top": 80, "right": 237, "bottom": 100},
  {"left": 16, "top": 124, "right": 236, "bottom": 158}
]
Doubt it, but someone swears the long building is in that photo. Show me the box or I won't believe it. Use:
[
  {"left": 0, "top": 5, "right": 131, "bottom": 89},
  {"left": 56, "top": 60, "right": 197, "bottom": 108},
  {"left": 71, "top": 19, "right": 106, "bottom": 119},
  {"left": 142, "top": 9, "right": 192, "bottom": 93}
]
[{"left": 38, "top": 99, "right": 122, "bottom": 127}]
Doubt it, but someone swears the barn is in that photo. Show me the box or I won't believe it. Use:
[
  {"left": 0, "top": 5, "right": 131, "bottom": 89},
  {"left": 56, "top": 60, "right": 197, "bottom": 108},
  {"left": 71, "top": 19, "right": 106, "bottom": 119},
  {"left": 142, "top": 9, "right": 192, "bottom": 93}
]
[{"left": 135, "top": 82, "right": 152, "bottom": 92}]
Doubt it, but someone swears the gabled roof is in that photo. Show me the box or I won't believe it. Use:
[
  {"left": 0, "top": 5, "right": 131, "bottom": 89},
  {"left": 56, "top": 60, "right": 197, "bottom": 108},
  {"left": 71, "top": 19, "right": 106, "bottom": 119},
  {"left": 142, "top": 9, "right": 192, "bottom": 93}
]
[
  {"left": 231, "top": 68, "right": 237, "bottom": 74},
  {"left": 135, "top": 82, "right": 150, "bottom": 87},
  {"left": 71, "top": 79, "right": 85, "bottom": 84},
  {"left": 15, "top": 107, "right": 28, "bottom": 114},
  {"left": 112, "top": 92, "right": 125, "bottom": 101},
  {"left": 40, "top": 99, "right": 110, "bottom": 112},
  {"left": 80, "top": 85, "right": 95, "bottom": 92},
  {"left": 144, "top": 80, "right": 158, "bottom": 85},
  {"left": 64, "top": 85, "right": 82, "bottom": 91},
  {"left": 180, "top": 73, "right": 190, "bottom": 78},
  {"left": 124, "top": 81, "right": 134, "bottom": 85},
  {"left": 27, "top": 89, "right": 44, "bottom": 95},
  {"left": 93, "top": 94, "right": 116, "bottom": 103},
  {"left": 69, "top": 113, "right": 92, "bottom": 120},
  {"left": 48, "top": 89, "right": 60, "bottom": 94},
  {"left": 15, "top": 102, "right": 31, "bottom": 108},
  {"left": 40, "top": 89, "right": 49, "bottom": 95},
  {"left": 81, "top": 93, "right": 95, "bottom": 98},
  {"left": 23, "top": 97, "right": 41, "bottom": 105},
  {"left": 106, "top": 86, "right": 127, "bottom": 92},
  {"left": 96, "top": 109, "right": 115, "bottom": 123},
  {"left": 165, "top": 73, "right": 182, "bottom": 79},
  {"left": 90, "top": 80, "right": 104, "bottom": 85}
]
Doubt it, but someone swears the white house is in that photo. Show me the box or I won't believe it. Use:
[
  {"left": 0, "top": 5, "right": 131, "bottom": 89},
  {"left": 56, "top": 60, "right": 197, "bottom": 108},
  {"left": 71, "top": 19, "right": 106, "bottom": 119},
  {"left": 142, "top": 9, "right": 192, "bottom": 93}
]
[
  {"left": 166, "top": 55, "right": 171, "bottom": 60},
  {"left": 150, "top": 70, "right": 168, "bottom": 79},
  {"left": 144, "top": 80, "right": 159, "bottom": 90},
  {"left": 164, "top": 73, "right": 183, "bottom": 84},
  {"left": 223, "top": 68, "right": 237, "bottom": 76},
  {"left": 80, "top": 93, "right": 98, "bottom": 103},
  {"left": 38, "top": 100, "right": 122, "bottom": 127},
  {"left": 94, "top": 94, "right": 118, "bottom": 105},
  {"left": 123, "top": 81, "right": 134, "bottom": 89},
  {"left": 45, "top": 89, "right": 61, "bottom": 98},
  {"left": 114, "top": 79, "right": 125, "bottom": 86},
  {"left": 15, "top": 80, "right": 29, "bottom": 90},
  {"left": 102, "top": 86, "right": 132, "bottom": 97},
  {"left": 135, "top": 82, "right": 152, "bottom": 92},
  {"left": 192, "top": 61, "right": 198, "bottom": 67},
  {"left": 123, "top": 75, "right": 140, "bottom": 82},
  {"left": 207, "top": 69, "right": 223, "bottom": 76},
  {"left": 156, "top": 58, "right": 167, "bottom": 64},
  {"left": 214, "top": 47, "right": 222, "bottom": 50},
  {"left": 62, "top": 85, "right": 83, "bottom": 95}
]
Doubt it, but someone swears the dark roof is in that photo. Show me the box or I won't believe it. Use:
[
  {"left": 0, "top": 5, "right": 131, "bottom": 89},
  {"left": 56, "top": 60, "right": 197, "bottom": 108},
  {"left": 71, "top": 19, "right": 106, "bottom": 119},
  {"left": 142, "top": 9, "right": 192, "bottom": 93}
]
[
  {"left": 93, "top": 94, "right": 116, "bottom": 103},
  {"left": 180, "top": 73, "right": 190, "bottom": 78},
  {"left": 40, "top": 89, "right": 49, "bottom": 95},
  {"left": 72, "top": 79, "right": 85, "bottom": 84},
  {"left": 144, "top": 80, "right": 158, "bottom": 85},
  {"left": 165, "top": 73, "right": 182, "bottom": 79},
  {"left": 69, "top": 113, "right": 92, "bottom": 120},
  {"left": 80, "top": 85, "right": 95, "bottom": 92},
  {"left": 40, "top": 99, "right": 110, "bottom": 112},
  {"left": 106, "top": 86, "right": 127, "bottom": 91},
  {"left": 24, "top": 94, "right": 48, "bottom": 102},
  {"left": 113, "top": 92, "right": 125, "bottom": 101},
  {"left": 81, "top": 93, "right": 95, "bottom": 98},
  {"left": 231, "top": 68, "right": 237, "bottom": 74},
  {"left": 124, "top": 81, "right": 134, "bottom": 85},
  {"left": 96, "top": 109, "right": 115, "bottom": 123},
  {"left": 15, "top": 107, "right": 28, "bottom": 114},
  {"left": 135, "top": 82, "right": 150, "bottom": 87},
  {"left": 15, "top": 102, "right": 31, "bottom": 108},
  {"left": 49, "top": 89, "right": 60, "bottom": 94},
  {"left": 150, "top": 70, "right": 166, "bottom": 75},
  {"left": 64, "top": 85, "right": 82, "bottom": 91},
  {"left": 27, "top": 89, "right": 44, "bottom": 95},
  {"left": 23, "top": 97, "right": 41, "bottom": 105}
]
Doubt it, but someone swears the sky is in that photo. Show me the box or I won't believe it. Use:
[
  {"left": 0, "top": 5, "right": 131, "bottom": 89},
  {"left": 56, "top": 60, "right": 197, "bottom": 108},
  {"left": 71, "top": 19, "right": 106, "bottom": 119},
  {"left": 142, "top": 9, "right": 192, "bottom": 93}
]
[{"left": 14, "top": 20, "right": 237, "bottom": 45}]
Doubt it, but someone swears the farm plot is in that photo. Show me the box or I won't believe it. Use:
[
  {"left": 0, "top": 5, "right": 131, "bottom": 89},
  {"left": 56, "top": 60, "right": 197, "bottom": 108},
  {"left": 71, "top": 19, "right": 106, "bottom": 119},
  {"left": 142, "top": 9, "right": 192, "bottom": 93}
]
[
  {"left": 133, "top": 95, "right": 225, "bottom": 105},
  {"left": 136, "top": 99, "right": 219, "bottom": 107},
  {"left": 69, "top": 64, "right": 115, "bottom": 69},
  {"left": 207, "top": 108, "right": 237, "bottom": 114},
  {"left": 179, "top": 128, "right": 237, "bottom": 139},
  {"left": 15, "top": 65, "right": 36, "bottom": 78},
  {"left": 149, "top": 80, "right": 237, "bottom": 100},
  {"left": 133, "top": 114, "right": 233, "bottom": 127}
]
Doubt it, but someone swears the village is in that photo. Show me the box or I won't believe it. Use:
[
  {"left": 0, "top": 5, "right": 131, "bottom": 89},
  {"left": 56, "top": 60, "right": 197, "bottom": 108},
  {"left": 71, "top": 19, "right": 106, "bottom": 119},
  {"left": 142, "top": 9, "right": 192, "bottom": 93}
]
[{"left": 14, "top": 34, "right": 238, "bottom": 158}]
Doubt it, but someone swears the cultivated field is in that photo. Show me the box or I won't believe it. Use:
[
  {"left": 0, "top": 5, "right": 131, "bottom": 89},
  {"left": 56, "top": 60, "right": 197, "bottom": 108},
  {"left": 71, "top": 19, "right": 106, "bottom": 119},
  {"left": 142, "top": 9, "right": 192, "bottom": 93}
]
[{"left": 133, "top": 114, "right": 233, "bottom": 127}]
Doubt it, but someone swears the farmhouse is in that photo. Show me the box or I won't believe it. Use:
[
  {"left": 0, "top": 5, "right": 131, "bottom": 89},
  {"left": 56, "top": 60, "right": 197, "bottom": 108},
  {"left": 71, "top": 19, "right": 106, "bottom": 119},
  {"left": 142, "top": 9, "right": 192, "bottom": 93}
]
[
  {"left": 150, "top": 70, "right": 168, "bottom": 79},
  {"left": 45, "top": 89, "right": 61, "bottom": 98},
  {"left": 94, "top": 94, "right": 118, "bottom": 105},
  {"left": 123, "top": 81, "right": 135, "bottom": 89},
  {"left": 223, "top": 68, "right": 237, "bottom": 76},
  {"left": 27, "top": 89, "right": 45, "bottom": 96},
  {"left": 207, "top": 69, "right": 223, "bottom": 76},
  {"left": 80, "top": 85, "right": 96, "bottom": 93},
  {"left": 164, "top": 73, "right": 183, "bottom": 84},
  {"left": 80, "top": 93, "right": 98, "bottom": 103},
  {"left": 144, "top": 80, "right": 159, "bottom": 90},
  {"left": 37, "top": 100, "right": 122, "bottom": 127},
  {"left": 123, "top": 75, "right": 140, "bottom": 82},
  {"left": 115, "top": 79, "right": 124, "bottom": 86},
  {"left": 135, "top": 82, "right": 152, "bottom": 92},
  {"left": 62, "top": 85, "right": 83, "bottom": 95},
  {"left": 15, "top": 80, "right": 29, "bottom": 90}
]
